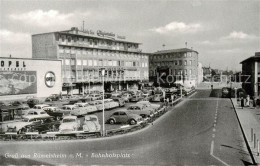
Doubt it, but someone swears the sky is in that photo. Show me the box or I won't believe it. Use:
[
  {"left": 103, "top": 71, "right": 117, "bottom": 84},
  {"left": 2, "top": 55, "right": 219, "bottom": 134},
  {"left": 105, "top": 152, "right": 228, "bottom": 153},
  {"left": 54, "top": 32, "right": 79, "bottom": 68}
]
[{"left": 0, "top": 0, "right": 259, "bottom": 71}]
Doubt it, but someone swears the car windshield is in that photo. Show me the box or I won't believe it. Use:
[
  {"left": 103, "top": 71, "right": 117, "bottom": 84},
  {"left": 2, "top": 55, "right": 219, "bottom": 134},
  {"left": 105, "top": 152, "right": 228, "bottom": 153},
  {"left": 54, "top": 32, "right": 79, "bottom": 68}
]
[
  {"left": 63, "top": 119, "right": 76, "bottom": 123},
  {"left": 40, "top": 112, "right": 46, "bottom": 114}
]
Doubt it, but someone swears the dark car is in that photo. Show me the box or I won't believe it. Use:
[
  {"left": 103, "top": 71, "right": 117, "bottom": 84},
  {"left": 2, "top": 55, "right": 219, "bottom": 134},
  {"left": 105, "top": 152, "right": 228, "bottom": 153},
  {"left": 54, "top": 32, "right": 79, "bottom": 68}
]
[
  {"left": 107, "top": 111, "right": 142, "bottom": 125},
  {"left": 111, "top": 97, "right": 125, "bottom": 107},
  {"left": 222, "top": 87, "right": 230, "bottom": 98},
  {"left": 9, "top": 101, "right": 30, "bottom": 110},
  {"left": 27, "top": 98, "right": 40, "bottom": 108},
  {"left": 45, "top": 94, "right": 62, "bottom": 102},
  {"left": 24, "top": 117, "right": 61, "bottom": 134},
  {"left": 129, "top": 95, "right": 144, "bottom": 102},
  {"left": 43, "top": 106, "right": 70, "bottom": 120}
]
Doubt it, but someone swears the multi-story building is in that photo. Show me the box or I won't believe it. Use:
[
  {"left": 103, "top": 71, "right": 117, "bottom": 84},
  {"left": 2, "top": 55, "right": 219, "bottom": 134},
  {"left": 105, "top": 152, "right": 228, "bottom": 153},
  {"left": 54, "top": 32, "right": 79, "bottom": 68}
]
[
  {"left": 149, "top": 48, "right": 199, "bottom": 88},
  {"left": 240, "top": 52, "right": 260, "bottom": 97},
  {"left": 32, "top": 27, "right": 149, "bottom": 94}
]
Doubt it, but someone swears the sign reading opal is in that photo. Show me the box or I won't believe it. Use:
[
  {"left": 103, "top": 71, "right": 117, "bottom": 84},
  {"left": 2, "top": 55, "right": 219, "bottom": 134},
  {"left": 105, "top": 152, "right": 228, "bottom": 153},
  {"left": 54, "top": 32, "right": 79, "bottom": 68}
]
[{"left": 45, "top": 71, "right": 56, "bottom": 88}]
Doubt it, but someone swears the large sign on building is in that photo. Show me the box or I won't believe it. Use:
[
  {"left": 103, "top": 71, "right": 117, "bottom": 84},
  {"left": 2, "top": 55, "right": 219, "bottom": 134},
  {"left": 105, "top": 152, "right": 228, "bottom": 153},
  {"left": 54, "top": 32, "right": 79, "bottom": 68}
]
[
  {"left": 0, "top": 71, "right": 37, "bottom": 96},
  {"left": 0, "top": 57, "right": 62, "bottom": 98}
]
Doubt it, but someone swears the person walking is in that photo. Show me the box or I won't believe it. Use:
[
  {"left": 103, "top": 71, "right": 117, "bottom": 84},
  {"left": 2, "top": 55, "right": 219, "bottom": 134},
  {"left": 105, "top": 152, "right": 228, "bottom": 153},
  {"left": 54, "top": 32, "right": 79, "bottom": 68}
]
[{"left": 241, "top": 97, "right": 245, "bottom": 109}]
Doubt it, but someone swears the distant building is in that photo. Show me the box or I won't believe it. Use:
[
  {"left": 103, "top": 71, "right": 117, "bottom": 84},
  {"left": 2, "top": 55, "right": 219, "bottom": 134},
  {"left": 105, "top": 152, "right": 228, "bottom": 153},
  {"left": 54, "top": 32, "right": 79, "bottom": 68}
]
[
  {"left": 149, "top": 48, "right": 199, "bottom": 88},
  {"left": 198, "top": 62, "right": 203, "bottom": 84},
  {"left": 32, "top": 27, "right": 149, "bottom": 94},
  {"left": 240, "top": 52, "right": 260, "bottom": 97},
  {"left": 202, "top": 67, "right": 211, "bottom": 82}
]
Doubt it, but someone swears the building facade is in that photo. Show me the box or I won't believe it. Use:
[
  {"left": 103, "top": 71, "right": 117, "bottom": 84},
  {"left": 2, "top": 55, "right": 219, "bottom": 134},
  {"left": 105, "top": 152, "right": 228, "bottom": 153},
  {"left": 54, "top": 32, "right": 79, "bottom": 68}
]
[
  {"left": 240, "top": 52, "right": 260, "bottom": 97},
  {"left": 149, "top": 48, "right": 199, "bottom": 88},
  {"left": 0, "top": 57, "right": 62, "bottom": 99},
  {"left": 32, "top": 27, "right": 149, "bottom": 94}
]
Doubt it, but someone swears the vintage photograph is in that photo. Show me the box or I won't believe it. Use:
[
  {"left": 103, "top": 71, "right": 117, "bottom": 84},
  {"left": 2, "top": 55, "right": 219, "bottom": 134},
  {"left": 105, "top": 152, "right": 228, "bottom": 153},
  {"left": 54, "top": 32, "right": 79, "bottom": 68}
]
[{"left": 0, "top": 0, "right": 259, "bottom": 165}]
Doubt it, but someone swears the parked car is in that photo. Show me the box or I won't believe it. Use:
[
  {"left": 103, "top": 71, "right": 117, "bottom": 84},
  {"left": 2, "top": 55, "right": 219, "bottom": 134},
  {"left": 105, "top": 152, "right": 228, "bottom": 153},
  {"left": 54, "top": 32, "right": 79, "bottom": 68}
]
[
  {"left": 23, "top": 117, "right": 61, "bottom": 134},
  {"left": 137, "top": 101, "right": 161, "bottom": 112},
  {"left": 107, "top": 111, "right": 142, "bottom": 125},
  {"left": 33, "top": 104, "right": 50, "bottom": 109},
  {"left": 111, "top": 97, "right": 125, "bottom": 107},
  {"left": 104, "top": 93, "right": 112, "bottom": 99},
  {"left": 95, "top": 100, "right": 111, "bottom": 110},
  {"left": 61, "top": 105, "right": 79, "bottom": 111},
  {"left": 43, "top": 106, "right": 70, "bottom": 120},
  {"left": 129, "top": 95, "right": 144, "bottom": 102},
  {"left": 127, "top": 104, "right": 153, "bottom": 118},
  {"left": 121, "top": 93, "right": 132, "bottom": 102},
  {"left": 85, "top": 94, "right": 102, "bottom": 101},
  {"left": 45, "top": 94, "right": 62, "bottom": 102},
  {"left": 27, "top": 98, "right": 39, "bottom": 108},
  {"left": 104, "top": 99, "right": 119, "bottom": 109},
  {"left": 151, "top": 94, "right": 163, "bottom": 102},
  {"left": 71, "top": 103, "right": 98, "bottom": 116},
  {"left": 89, "top": 101, "right": 103, "bottom": 111},
  {"left": 22, "top": 109, "right": 51, "bottom": 119},
  {"left": 9, "top": 100, "right": 30, "bottom": 110},
  {"left": 59, "top": 116, "right": 81, "bottom": 133},
  {"left": 6, "top": 117, "right": 42, "bottom": 134},
  {"left": 83, "top": 115, "right": 101, "bottom": 132}
]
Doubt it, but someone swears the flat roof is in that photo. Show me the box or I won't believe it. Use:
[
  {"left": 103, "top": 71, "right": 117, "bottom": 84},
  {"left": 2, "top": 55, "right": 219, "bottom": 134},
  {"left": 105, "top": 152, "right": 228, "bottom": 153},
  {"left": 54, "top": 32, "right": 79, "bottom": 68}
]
[
  {"left": 0, "top": 57, "right": 62, "bottom": 61},
  {"left": 32, "top": 28, "right": 141, "bottom": 45},
  {"left": 152, "top": 48, "right": 198, "bottom": 54},
  {"left": 240, "top": 55, "right": 260, "bottom": 64}
]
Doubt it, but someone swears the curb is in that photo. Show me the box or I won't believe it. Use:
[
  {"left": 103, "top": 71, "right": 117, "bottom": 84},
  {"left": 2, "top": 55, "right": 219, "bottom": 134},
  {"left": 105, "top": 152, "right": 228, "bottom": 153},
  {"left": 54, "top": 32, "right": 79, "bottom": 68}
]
[{"left": 230, "top": 98, "right": 257, "bottom": 165}]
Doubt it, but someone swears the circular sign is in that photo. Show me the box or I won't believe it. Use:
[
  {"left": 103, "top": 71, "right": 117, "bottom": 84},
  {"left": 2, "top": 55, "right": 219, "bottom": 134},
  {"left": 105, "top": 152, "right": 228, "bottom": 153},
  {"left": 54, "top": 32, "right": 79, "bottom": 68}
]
[{"left": 45, "top": 71, "right": 56, "bottom": 88}]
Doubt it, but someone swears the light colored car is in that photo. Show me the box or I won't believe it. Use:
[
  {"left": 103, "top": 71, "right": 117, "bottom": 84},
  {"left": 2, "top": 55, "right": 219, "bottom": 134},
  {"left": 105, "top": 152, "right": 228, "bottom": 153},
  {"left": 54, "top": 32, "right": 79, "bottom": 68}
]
[
  {"left": 95, "top": 100, "right": 110, "bottom": 110},
  {"left": 33, "top": 104, "right": 50, "bottom": 109},
  {"left": 71, "top": 103, "right": 98, "bottom": 116},
  {"left": 121, "top": 93, "right": 132, "bottom": 102},
  {"left": 151, "top": 94, "right": 163, "bottom": 102},
  {"left": 88, "top": 94, "right": 102, "bottom": 101},
  {"left": 136, "top": 101, "right": 161, "bottom": 113},
  {"left": 62, "top": 105, "right": 79, "bottom": 111},
  {"left": 104, "top": 99, "right": 119, "bottom": 109},
  {"left": 83, "top": 115, "right": 101, "bottom": 132},
  {"left": 22, "top": 109, "right": 51, "bottom": 119},
  {"left": 107, "top": 111, "right": 142, "bottom": 125},
  {"left": 89, "top": 101, "right": 103, "bottom": 111},
  {"left": 59, "top": 116, "right": 80, "bottom": 133},
  {"left": 127, "top": 104, "right": 153, "bottom": 118}
]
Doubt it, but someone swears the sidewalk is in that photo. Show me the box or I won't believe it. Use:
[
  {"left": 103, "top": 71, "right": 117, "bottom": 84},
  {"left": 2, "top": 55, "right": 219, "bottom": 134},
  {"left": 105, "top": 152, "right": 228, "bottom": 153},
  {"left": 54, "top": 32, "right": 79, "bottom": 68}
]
[{"left": 231, "top": 98, "right": 260, "bottom": 165}]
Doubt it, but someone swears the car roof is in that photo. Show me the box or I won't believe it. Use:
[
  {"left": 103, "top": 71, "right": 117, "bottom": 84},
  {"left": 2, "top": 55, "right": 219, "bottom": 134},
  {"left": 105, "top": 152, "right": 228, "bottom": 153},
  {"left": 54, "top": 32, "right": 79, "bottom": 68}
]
[
  {"left": 63, "top": 115, "right": 77, "bottom": 119},
  {"left": 129, "top": 104, "right": 143, "bottom": 107}
]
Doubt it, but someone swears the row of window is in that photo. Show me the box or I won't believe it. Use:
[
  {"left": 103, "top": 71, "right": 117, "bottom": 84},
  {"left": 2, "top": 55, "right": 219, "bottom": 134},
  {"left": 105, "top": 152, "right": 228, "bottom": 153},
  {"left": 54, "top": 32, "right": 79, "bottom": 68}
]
[
  {"left": 59, "top": 47, "right": 147, "bottom": 59},
  {"left": 58, "top": 35, "right": 138, "bottom": 49},
  {"left": 62, "top": 59, "right": 148, "bottom": 68},
  {"left": 62, "top": 70, "right": 148, "bottom": 79},
  {"left": 152, "top": 60, "right": 194, "bottom": 66},
  {"left": 150, "top": 69, "right": 196, "bottom": 76},
  {"left": 151, "top": 52, "right": 194, "bottom": 59}
]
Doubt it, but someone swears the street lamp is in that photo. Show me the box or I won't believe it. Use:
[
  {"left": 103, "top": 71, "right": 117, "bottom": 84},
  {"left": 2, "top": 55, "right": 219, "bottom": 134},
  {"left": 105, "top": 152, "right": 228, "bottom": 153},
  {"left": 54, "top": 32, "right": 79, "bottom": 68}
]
[{"left": 101, "top": 68, "right": 106, "bottom": 136}]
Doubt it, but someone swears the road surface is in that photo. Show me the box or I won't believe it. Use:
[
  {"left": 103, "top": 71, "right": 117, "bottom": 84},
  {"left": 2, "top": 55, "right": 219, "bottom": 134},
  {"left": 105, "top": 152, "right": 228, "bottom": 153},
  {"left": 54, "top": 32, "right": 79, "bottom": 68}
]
[{"left": 0, "top": 89, "right": 253, "bottom": 165}]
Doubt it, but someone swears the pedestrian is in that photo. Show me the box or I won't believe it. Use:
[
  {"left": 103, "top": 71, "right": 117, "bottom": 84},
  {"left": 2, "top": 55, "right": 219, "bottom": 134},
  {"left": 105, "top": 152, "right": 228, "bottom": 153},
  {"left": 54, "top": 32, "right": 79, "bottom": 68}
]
[
  {"left": 241, "top": 97, "right": 244, "bottom": 109},
  {"left": 166, "top": 98, "right": 169, "bottom": 106},
  {"left": 246, "top": 95, "right": 250, "bottom": 107},
  {"left": 252, "top": 96, "right": 256, "bottom": 109}
]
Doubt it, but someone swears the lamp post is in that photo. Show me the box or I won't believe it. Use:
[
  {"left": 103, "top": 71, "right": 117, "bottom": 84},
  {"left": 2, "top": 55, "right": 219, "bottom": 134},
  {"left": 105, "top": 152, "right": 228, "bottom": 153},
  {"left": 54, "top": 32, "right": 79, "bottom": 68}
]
[{"left": 101, "top": 68, "right": 106, "bottom": 136}]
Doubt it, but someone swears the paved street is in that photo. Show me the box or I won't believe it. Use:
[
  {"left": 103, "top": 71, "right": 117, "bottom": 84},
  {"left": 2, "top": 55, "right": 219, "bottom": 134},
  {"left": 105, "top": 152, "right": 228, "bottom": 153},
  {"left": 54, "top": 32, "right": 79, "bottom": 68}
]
[{"left": 0, "top": 89, "right": 253, "bottom": 165}]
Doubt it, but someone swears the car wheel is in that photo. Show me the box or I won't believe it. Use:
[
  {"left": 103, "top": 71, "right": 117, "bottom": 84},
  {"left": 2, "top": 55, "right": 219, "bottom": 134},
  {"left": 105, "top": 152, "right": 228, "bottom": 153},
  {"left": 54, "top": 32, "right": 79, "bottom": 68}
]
[
  {"left": 129, "top": 119, "right": 137, "bottom": 125},
  {"left": 109, "top": 119, "right": 115, "bottom": 125},
  {"left": 56, "top": 116, "right": 61, "bottom": 121}
]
